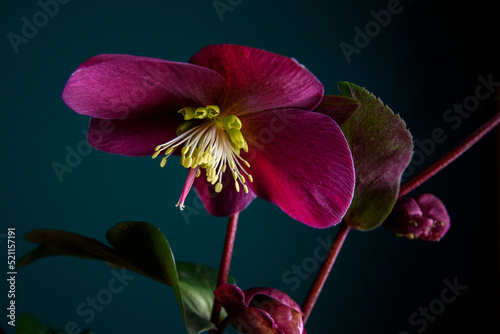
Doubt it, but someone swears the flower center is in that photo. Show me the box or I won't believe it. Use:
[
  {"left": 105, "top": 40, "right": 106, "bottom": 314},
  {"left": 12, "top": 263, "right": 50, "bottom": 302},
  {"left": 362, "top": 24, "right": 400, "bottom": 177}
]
[{"left": 152, "top": 105, "right": 253, "bottom": 210}]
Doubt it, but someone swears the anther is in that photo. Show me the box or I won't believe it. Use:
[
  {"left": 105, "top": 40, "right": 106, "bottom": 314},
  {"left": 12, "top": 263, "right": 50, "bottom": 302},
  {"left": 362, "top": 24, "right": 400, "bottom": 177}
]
[{"left": 152, "top": 150, "right": 161, "bottom": 159}]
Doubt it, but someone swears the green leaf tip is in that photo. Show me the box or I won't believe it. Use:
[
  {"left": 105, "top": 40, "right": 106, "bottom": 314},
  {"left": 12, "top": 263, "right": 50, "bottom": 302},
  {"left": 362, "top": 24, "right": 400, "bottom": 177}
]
[{"left": 337, "top": 81, "right": 353, "bottom": 98}]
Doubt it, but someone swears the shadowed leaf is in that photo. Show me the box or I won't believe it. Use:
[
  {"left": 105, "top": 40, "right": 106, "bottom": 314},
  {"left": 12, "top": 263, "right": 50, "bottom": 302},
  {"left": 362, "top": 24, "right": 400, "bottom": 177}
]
[
  {"left": 16, "top": 314, "right": 92, "bottom": 334},
  {"left": 314, "top": 94, "right": 360, "bottom": 126},
  {"left": 19, "top": 222, "right": 235, "bottom": 334},
  {"left": 339, "top": 82, "right": 413, "bottom": 230}
]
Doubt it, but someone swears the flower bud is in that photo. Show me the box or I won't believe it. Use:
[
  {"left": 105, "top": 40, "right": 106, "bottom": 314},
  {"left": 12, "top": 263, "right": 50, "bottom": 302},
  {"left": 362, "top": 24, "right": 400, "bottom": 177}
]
[
  {"left": 214, "top": 284, "right": 305, "bottom": 334},
  {"left": 383, "top": 193, "right": 450, "bottom": 241}
]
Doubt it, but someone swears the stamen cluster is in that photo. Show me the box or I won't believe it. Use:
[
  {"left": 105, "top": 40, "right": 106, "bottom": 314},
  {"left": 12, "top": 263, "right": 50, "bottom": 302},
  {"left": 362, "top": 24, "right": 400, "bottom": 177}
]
[{"left": 153, "top": 105, "right": 253, "bottom": 196}]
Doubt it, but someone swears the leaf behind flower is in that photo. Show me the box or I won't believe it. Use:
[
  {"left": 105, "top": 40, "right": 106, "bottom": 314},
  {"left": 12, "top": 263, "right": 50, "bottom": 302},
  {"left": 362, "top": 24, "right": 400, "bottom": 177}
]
[{"left": 339, "top": 82, "right": 414, "bottom": 231}]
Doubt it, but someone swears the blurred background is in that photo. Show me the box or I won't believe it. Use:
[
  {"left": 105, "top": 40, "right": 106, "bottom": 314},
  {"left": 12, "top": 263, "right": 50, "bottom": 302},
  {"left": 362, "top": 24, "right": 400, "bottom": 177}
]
[{"left": 1, "top": 0, "right": 498, "bottom": 333}]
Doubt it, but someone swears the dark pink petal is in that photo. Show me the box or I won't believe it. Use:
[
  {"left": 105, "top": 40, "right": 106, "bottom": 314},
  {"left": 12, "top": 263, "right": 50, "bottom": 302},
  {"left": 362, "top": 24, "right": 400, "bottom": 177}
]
[
  {"left": 383, "top": 197, "right": 434, "bottom": 238},
  {"left": 416, "top": 194, "right": 451, "bottom": 241},
  {"left": 215, "top": 284, "right": 279, "bottom": 334},
  {"left": 241, "top": 109, "right": 355, "bottom": 228},
  {"left": 214, "top": 283, "right": 246, "bottom": 309},
  {"left": 244, "top": 287, "right": 302, "bottom": 314},
  {"left": 313, "top": 95, "right": 360, "bottom": 126},
  {"left": 193, "top": 168, "right": 257, "bottom": 217},
  {"left": 87, "top": 114, "right": 179, "bottom": 156},
  {"left": 214, "top": 284, "right": 304, "bottom": 334},
  {"left": 416, "top": 193, "right": 450, "bottom": 226},
  {"left": 63, "top": 54, "right": 226, "bottom": 119},
  {"left": 189, "top": 44, "right": 324, "bottom": 115},
  {"left": 245, "top": 288, "right": 304, "bottom": 334},
  {"left": 383, "top": 193, "right": 451, "bottom": 241}
]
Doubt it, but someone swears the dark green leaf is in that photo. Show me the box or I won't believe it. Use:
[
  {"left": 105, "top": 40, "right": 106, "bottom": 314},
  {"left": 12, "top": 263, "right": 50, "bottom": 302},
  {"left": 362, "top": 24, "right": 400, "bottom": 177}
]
[
  {"left": 339, "top": 82, "right": 414, "bottom": 230},
  {"left": 16, "top": 314, "right": 92, "bottom": 334},
  {"left": 177, "top": 262, "right": 236, "bottom": 333},
  {"left": 16, "top": 314, "right": 46, "bottom": 334},
  {"left": 105, "top": 222, "right": 180, "bottom": 288},
  {"left": 18, "top": 222, "right": 234, "bottom": 334}
]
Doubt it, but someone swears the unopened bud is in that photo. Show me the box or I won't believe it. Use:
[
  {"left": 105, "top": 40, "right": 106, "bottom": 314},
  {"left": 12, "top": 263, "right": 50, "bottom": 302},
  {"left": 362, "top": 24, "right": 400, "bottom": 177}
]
[{"left": 383, "top": 193, "right": 450, "bottom": 241}]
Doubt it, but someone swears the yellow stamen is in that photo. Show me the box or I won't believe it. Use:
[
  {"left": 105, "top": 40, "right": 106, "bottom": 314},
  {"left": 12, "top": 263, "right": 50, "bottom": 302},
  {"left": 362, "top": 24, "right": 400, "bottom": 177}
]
[
  {"left": 152, "top": 105, "right": 252, "bottom": 201},
  {"left": 178, "top": 107, "right": 196, "bottom": 120},
  {"left": 152, "top": 150, "right": 161, "bottom": 159},
  {"left": 206, "top": 105, "right": 220, "bottom": 119},
  {"left": 195, "top": 107, "right": 208, "bottom": 119}
]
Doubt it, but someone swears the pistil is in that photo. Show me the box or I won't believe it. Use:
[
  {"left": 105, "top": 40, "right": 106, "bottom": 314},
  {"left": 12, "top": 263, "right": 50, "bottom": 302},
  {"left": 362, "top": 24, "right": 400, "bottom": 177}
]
[{"left": 152, "top": 105, "right": 253, "bottom": 209}]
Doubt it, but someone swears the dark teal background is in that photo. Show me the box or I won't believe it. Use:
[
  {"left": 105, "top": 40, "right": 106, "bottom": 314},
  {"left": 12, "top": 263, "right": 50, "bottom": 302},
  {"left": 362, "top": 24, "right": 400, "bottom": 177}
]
[{"left": 2, "top": 0, "right": 498, "bottom": 333}]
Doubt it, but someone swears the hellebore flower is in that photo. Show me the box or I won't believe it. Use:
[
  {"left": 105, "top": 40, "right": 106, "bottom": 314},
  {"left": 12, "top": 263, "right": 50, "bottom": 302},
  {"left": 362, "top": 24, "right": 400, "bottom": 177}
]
[
  {"left": 383, "top": 193, "right": 451, "bottom": 241},
  {"left": 214, "top": 284, "right": 305, "bottom": 334},
  {"left": 62, "top": 44, "right": 355, "bottom": 228}
]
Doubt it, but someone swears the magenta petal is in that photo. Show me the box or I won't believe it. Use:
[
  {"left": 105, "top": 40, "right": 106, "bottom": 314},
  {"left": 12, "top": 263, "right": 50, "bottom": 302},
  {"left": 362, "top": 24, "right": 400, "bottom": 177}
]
[
  {"left": 242, "top": 109, "right": 355, "bottom": 228},
  {"left": 193, "top": 168, "right": 257, "bottom": 217},
  {"left": 245, "top": 288, "right": 304, "bottom": 334},
  {"left": 87, "top": 114, "right": 179, "bottom": 156},
  {"left": 214, "top": 284, "right": 245, "bottom": 308},
  {"left": 63, "top": 54, "right": 226, "bottom": 119},
  {"left": 189, "top": 44, "right": 324, "bottom": 115},
  {"left": 214, "top": 285, "right": 279, "bottom": 334},
  {"left": 214, "top": 284, "right": 304, "bottom": 334},
  {"left": 244, "top": 287, "right": 302, "bottom": 314}
]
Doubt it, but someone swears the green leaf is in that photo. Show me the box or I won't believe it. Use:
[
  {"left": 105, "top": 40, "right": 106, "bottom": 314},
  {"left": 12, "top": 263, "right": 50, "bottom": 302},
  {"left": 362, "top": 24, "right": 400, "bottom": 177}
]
[
  {"left": 177, "top": 262, "right": 236, "bottom": 332},
  {"left": 105, "top": 222, "right": 183, "bottom": 294},
  {"left": 339, "top": 82, "right": 414, "bottom": 230},
  {"left": 16, "top": 314, "right": 46, "bottom": 334},
  {"left": 16, "top": 314, "right": 92, "bottom": 334},
  {"left": 18, "top": 222, "right": 234, "bottom": 334}
]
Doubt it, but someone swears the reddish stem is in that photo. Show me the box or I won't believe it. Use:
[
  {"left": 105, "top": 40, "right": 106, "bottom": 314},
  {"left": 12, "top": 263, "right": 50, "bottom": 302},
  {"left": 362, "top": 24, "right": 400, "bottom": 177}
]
[
  {"left": 400, "top": 111, "right": 500, "bottom": 197},
  {"left": 302, "top": 222, "right": 350, "bottom": 324},
  {"left": 210, "top": 213, "right": 239, "bottom": 329}
]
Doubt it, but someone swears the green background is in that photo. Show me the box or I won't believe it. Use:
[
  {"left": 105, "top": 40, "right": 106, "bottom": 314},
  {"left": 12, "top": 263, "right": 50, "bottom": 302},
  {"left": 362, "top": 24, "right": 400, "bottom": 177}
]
[{"left": 2, "top": 0, "right": 498, "bottom": 333}]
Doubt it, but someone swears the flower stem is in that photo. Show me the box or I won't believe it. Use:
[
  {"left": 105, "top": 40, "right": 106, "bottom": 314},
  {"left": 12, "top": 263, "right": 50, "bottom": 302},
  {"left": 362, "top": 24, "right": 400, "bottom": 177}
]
[
  {"left": 302, "top": 222, "right": 350, "bottom": 324},
  {"left": 400, "top": 111, "right": 500, "bottom": 197},
  {"left": 210, "top": 213, "right": 239, "bottom": 329}
]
